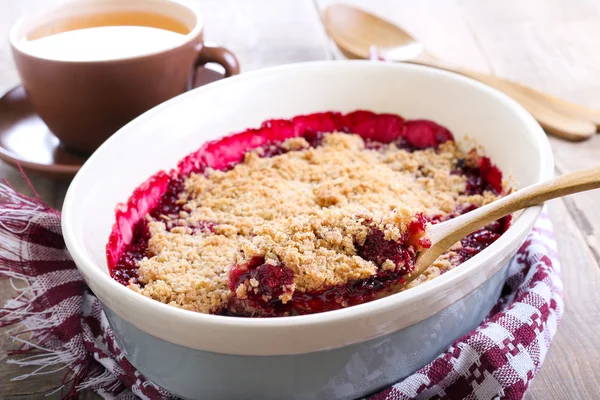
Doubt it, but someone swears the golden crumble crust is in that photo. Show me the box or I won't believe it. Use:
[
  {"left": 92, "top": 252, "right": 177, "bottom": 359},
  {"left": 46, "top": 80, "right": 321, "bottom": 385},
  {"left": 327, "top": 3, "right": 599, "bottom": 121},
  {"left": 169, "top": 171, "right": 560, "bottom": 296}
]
[{"left": 129, "top": 133, "right": 501, "bottom": 313}]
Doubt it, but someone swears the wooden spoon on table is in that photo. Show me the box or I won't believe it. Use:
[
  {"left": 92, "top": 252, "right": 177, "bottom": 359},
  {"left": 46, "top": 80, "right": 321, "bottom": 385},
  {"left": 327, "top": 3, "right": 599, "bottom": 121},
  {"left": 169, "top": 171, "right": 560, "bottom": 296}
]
[
  {"left": 401, "top": 164, "right": 600, "bottom": 288},
  {"left": 323, "top": 4, "right": 600, "bottom": 141}
]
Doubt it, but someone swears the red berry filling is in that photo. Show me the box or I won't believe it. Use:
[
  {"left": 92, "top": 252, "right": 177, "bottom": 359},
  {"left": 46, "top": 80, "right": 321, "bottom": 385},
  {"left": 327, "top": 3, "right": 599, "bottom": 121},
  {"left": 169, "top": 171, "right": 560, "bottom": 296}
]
[
  {"left": 400, "top": 120, "right": 454, "bottom": 150},
  {"left": 357, "top": 214, "right": 430, "bottom": 273},
  {"left": 111, "top": 221, "right": 150, "bottom": 286},
  {"left": 148, "top": 177, "right": 186, "bottom": 219},
  {"left": 458, "top": 214, "right": 511, "bottom": 261},
  {"left": 342, "top": 111, "right": 404, "bottom": 143},
  {"left": 227, "top": 257, "right": 295, "bottom": 316},
  {"left": 453, "top": 153, "right": 504, "bottom": 195}
]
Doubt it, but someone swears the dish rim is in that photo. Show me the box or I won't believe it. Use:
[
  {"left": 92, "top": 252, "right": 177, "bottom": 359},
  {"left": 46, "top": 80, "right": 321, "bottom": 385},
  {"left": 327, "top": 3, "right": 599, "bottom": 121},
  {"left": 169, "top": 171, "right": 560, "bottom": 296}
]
[{"left": 62, "top": 60, "right": 554, "bottom": 355}]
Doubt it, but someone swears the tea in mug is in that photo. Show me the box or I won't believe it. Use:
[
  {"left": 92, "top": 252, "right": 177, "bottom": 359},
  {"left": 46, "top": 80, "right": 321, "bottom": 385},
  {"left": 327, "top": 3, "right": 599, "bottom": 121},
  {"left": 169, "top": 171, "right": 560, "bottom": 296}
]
[{"left": 20, "top": 11, "right": 190, "bottom": 61}]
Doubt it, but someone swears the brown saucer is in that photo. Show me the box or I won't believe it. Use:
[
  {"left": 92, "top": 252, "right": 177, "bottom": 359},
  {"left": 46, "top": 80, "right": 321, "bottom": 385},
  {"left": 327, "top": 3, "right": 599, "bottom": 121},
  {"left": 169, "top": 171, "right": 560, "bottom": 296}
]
[
  {"left": 0, "top": 67, "right": 225, "bottom": 181},
  {"left": 0, "top": 85, "right": 85, "bottom": 180}
]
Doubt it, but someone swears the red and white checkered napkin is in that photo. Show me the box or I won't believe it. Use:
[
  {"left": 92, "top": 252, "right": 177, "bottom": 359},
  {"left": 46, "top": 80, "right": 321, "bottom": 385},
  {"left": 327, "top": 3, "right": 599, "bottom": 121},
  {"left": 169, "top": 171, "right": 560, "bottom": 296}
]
[{"left": 0, "top": 182, "right": 563, "bottom": 400}]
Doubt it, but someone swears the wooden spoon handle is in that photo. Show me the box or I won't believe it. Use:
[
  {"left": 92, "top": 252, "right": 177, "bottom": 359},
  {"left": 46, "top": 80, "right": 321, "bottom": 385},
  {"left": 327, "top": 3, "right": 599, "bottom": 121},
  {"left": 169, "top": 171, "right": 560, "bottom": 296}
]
[
  {"left": 412, "top": 58, "right": 597, "bottom": 141},
  {"left": 456, "top": 69, "right": 597, "bottom": 141},
  {"left": 400, "top": 165, "right": 600, "bottom": 289},
  {"left": 419, "top": 165, "right": 600, "bottom": 277},
  {"left": 537, "top": 92, "right": 600, "bottom": 127}
]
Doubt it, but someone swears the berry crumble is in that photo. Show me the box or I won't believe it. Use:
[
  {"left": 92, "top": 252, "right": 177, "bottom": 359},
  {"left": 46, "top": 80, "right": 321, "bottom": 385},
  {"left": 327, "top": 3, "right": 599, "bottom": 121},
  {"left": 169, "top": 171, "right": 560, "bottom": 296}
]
[{"left": 107, "top": 111, "right": 510, "bottom": 317}]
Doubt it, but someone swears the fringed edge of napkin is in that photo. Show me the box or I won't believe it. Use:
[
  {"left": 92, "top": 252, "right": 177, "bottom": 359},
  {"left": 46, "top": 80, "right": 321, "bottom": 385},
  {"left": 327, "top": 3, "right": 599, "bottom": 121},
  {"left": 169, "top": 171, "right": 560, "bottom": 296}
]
[{"left": 0, "top": 181, "right": 120, "bottom": 399}]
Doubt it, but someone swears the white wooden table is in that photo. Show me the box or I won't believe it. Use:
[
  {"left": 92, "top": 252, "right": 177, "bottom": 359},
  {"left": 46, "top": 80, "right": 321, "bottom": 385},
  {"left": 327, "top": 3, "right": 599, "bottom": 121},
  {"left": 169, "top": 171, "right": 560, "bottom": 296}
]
[{"left": 1, "top": 1, "right": 600, "bottom": 398}]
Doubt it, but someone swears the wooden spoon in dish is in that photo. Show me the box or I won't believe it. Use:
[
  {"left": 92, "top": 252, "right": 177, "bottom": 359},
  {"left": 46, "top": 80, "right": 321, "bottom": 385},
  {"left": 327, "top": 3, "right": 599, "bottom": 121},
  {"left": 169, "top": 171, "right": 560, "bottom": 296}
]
[
  {"left": 401, "top": 164, "right": 600, "bottom": 288},
  {"left": 323, "top": 4, "right": 600, "bottom": 141}
]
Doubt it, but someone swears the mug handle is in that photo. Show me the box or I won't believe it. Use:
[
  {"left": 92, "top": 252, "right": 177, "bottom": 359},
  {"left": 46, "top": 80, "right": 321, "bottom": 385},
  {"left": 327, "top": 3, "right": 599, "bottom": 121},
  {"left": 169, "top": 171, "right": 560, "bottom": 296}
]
[{"left": 190, "top": 43, "right": 240, "bottom": 89}]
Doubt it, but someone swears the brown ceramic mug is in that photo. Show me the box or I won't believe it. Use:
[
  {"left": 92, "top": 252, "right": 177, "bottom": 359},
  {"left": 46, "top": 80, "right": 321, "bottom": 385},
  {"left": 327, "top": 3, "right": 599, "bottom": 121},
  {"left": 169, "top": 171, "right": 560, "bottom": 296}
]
[{"left": 9, "top": 0, "right": 240, "bottom": 155}]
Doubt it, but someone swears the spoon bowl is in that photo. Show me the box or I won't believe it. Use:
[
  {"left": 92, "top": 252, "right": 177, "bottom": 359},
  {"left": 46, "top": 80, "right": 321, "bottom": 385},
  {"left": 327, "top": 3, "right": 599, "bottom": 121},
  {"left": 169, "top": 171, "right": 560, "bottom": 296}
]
[{"left": 323, "top": 4, "right": 423, "bottom": 60}]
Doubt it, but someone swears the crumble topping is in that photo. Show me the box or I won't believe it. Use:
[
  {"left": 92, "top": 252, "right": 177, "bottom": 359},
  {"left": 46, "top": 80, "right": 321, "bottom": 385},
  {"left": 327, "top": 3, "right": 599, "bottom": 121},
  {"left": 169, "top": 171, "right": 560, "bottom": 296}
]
[{"left": 129, "top": 132, "right": 502, "bottom": 314}]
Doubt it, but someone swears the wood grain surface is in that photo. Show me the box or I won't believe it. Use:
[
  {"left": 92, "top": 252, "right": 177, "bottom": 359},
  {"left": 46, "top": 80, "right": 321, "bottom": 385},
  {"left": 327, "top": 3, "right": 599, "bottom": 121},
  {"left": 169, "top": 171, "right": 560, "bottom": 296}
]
[
  {"left": 1, "top": 0, "right": 599, "bottom": 399},
  {"left": 322, "top": 3, "right": 600, "bottom": 140}
]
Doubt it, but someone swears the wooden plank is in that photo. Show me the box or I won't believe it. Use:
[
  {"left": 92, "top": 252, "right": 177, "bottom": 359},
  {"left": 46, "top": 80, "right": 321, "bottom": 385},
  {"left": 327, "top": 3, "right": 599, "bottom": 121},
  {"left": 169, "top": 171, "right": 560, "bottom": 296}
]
[
  {"left": 458, "top": 0, "right": 600, "bottom": 29},
  {"left": 550, "top": 137, "right": 600, "bottom": 266},
  {"left": 525, "top": 200, "right": 600, "bottom": 400},
  {"left": 457, "top": 0, "right": 600, "bottom": 107},
  {"left": 191, "top": 0, "right": 331, "bottom": 72},
  {"left": 456, "top": 1, "right": 600, "bottom": 262}
]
